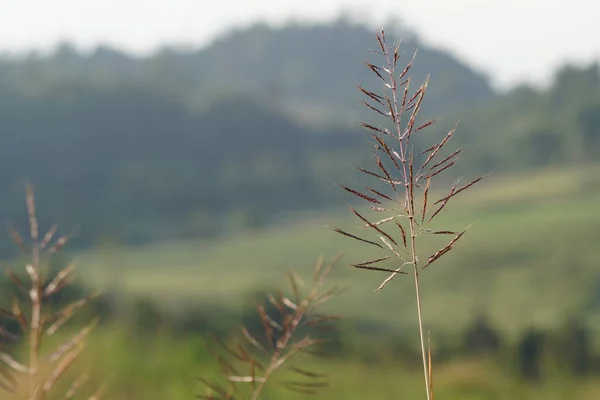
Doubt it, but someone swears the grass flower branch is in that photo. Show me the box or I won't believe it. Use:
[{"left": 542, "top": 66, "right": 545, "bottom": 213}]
[{"left": 335, "top": 29, "right": 485, "bottom": 399}]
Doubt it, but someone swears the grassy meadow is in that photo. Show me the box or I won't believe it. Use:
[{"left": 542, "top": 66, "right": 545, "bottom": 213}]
[
  {"left": 4, "top": 161, "right": 590, "bottom": 398},
  {"left": 3, "top": 136, "right": 600, "bottom": 400},
  {"left": 78, "top": 162, "right": 600, "bottom": 337}
]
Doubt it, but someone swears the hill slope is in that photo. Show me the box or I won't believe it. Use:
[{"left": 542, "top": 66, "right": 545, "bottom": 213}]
[{"left": 0, "top": 19, "right": 496, "bottom": 125}]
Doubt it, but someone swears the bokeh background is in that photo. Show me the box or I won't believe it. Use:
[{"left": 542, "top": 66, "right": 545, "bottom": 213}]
[{"left": 1, "top": 1, "right": 600, "bottom": 399}]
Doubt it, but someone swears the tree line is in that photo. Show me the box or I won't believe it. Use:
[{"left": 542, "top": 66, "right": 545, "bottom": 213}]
[{"left": 0, "top": 20, "right": 598, "bottom": 254}]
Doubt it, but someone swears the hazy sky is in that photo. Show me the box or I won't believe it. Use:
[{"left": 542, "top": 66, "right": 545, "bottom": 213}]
[{"left": 1, "top": 0, "right": 598, "bottom": 90}]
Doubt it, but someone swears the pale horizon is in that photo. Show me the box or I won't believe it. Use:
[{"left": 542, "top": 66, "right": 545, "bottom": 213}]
[{"left": 2, "top": 0, "right": 599, "bottom": 90}]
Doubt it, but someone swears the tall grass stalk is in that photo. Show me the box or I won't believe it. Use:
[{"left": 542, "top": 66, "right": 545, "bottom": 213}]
[{"left": 335, "top": 29, "right": 485, "bottom": 399}]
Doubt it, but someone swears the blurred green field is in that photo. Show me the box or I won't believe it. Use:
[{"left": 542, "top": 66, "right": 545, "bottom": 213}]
[
  {"left": 5, "top": 164, "right": 600, "bottom": 400},
  {"left": 72, "top": 163, "right": 600, "bottom": 338},
  {"left": 47, "top": 326, "right": 600, "bottom": 400}
]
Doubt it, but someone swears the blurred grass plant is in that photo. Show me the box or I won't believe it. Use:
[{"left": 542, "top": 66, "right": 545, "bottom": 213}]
[
  {"left": 198, "top": 256, "right": 343, "bottom": 400},
  {"left": 0, "top": 184, "right": 104, "bottom": 399}
]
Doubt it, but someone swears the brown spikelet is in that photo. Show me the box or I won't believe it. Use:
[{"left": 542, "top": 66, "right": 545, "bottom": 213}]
[
  {"left": 359, "top": 122, "right": 389, "bottom": 135},
  {"left": 399, "top": 50, "right": 417, "bottom": 81},
  {"left": 352, "top": 256, "right": 389, "bottom": 267},
  {"left": 357, "top": 167, "right": 388, "bottom": 181},
  {"left": 421, "top": 178, "right": 431, "bottom": 223},
  {"left": 374, "top": 135, "right": 401, "bottom": 170},
  {"left": 365, "top": 187, "right": 393, "bottom": 202},
  {"left": 353, "top": 264, "right": 409, "bottom": 274},
  {"left": 396, "top": 222, "right": 408, "bottom": 248},
  {"left": 406, "top": 85, "right": 427, "bottom": 139},
  {"left": 393, "top": 46, "right": 400, "bottom": 68},
  {"left": 423, "top": 228, "right": 469, "bottom": 269},
  {"left": 350, "top": 207, "right": 397, "bottom": 246},
  {"left": 362, "top": 100, "right": 387, "bottom": 117},
  {"left": 357, "top": 85, "right": 384, "bottom": 104},
  {"left": 338, "top": 185, "right": 381, "bottom": 204},
  {"left": 406, "top": 87, "right": 424, "bottom": 110},
  {"left": 415, "top": 118, "right": 437, "bottom": 134},
  {"left": 334, "top": 227, "right": 383, "bottom": 249},
  {"left": 428, "top": 149, "right": 462, "bottom": 173},
  {"left": 419, "top": 143, "right": 437, "bottom": 156},
  {"left": 401, "top": 76, "right": 411, "bottom": 110},
  {"left": 363, "top": 61, "right": 384, "bottom": 80},
  {"left": 428, "top": 184, "right": 457, "bottom": 222},
  {"left": 433, "top": 175, "right": 487, "bottom": 205},
  {"left": 376, "top": 156, "right": 396, "bottom": 191},
  {"left": 420, "top": 126, "right": 457, "bottom": 169},
  {"left": 386, "top": 97, "right": 397, "bottom": 123},
  {"left": 376, "top": 30, "right": 386, "bottom": 52},
  {"left": 425, "top": 161, "right": 455, "bottom": 180}
]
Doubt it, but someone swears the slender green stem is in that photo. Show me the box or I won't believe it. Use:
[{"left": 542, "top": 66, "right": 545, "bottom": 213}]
[
  {"left": 381, "top": 34, "right": 431, "bottom": 400},
  {"left": 407, "top": 213, "right": 430, "bottom": 400},
  {"left": 412, "top": 254, "right": 430, "bottom": 400}
]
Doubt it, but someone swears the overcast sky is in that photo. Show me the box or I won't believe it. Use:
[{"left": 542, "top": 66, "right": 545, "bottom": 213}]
[{"left": 1, "top": 0, "right": 598, "bottom": 90}]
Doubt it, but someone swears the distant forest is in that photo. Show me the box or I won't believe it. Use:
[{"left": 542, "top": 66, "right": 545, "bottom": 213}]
[{"left": 0, "top": 19, "right": 598, "bottom": 253}]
